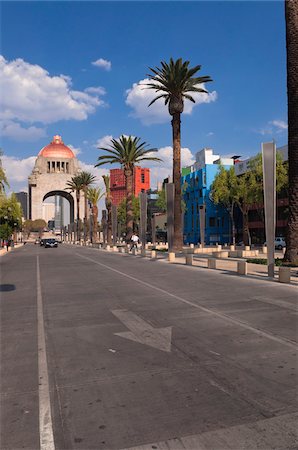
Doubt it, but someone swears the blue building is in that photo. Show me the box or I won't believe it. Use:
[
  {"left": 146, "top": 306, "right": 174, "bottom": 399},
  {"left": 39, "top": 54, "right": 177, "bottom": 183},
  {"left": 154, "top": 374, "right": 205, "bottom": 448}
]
[{"left": 182, "top": 148, "right": 234, "bottom": 245}]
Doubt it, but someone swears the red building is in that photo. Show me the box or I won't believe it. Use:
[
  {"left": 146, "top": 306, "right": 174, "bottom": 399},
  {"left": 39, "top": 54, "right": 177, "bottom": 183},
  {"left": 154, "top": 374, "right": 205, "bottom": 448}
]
[{"left": 110, "top": 167, "right": 150, "bottom": 206}]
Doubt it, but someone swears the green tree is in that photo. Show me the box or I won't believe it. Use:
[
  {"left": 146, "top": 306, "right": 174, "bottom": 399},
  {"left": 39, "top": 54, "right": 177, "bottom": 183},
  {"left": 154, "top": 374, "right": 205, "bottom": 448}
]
[
  {"left": 211, "top": 166, "right": 238, "bottom": 244},
  {"left": 156, "top": 189, "right": 166, "bottom": 212},
  {"left": 0, "top": 223, "right": 12, "bottom": 241},
  {"left": 146, "top": 58, "right": 212, "bottom": 250},
  {"left": 0, "top": 150, "right": 9, "bottom": 195},
  {"left": 31, "top": 219, "right": 47, "bottom": 237},
  {"left": 117, "top": 196, "right": 140, "bottom": 234},
  {"left": 87, "top": 186, "right": 104, "bottom": 243},
  {"left": 102, "top": 175, "right": 112, "bottom": 245},
  {"left": 77, "top": 171, "right": 97, "bottom": 242},
  {"left": 66, "top": 175, "right": 84, "bottom": 240},
  {"left": 96, "top": 136, "right": 160, "bottom": 241},
  {"left": 284, "top": 0, "right": 298, "bottom": 263}
]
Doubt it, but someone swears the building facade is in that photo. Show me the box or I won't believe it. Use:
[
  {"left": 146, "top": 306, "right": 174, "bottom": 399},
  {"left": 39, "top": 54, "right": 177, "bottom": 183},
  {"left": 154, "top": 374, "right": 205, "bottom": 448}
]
[
  {"left": 28, "top": 135, "right": 84, "bottom": 224},
  {"left": 182, "top": 149, "right": 234, "bottom": 245},
  {"left": 110, "top": 167, "right": 150, "bottom": 206}
]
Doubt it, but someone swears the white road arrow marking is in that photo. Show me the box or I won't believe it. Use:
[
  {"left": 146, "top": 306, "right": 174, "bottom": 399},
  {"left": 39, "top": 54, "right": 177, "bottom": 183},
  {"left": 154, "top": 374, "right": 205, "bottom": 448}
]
[{"left": 112, "top": 309, "right": 172, "bottom": 353}]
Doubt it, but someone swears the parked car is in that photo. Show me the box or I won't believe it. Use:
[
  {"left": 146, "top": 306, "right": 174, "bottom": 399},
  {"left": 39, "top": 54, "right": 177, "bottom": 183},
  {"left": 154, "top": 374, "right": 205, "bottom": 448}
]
[
  {"left": 44, "top": 239, "right": 58, "bottom": 248},
  {"left": 275, "top": 237, "right": 286, "bottom": 250}
]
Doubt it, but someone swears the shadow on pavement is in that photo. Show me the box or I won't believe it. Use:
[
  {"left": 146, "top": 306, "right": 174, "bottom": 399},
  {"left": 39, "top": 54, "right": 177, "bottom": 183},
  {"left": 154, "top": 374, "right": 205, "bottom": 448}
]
[{"left": 0, "top": 284, "right": 16, "bottom": 292}]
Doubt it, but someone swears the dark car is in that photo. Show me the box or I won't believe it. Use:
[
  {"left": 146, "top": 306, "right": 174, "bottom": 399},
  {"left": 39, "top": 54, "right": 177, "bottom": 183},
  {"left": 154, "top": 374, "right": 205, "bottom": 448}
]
[
  {"left": 44, "top": 239, "right": 58, "bottom": 248},
  {"left": 40, "top": 239, "right": 45, "bottom": 246}
]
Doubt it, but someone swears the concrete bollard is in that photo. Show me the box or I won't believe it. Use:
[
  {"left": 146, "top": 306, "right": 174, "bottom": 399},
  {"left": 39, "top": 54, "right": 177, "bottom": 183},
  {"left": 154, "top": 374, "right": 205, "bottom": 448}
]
[
  {"left": 132, "top": 248, "right": 138, "bottom": 255},
  {"left": 237, "top": 261, "right": 247, "bottom": 275},
  {"left": 141, "top": 248, "right": 146, "bottom": 257},
  {"left": 185, "top": 254, "right": 193, "bottom": 265},
  {"left": 168, "top": 252, "right": 175, "bottom": 262},
  {"left": 125, "top": 246, "right": 129, "bottom": 254},
  {"left": 208, "top": 258, "right": 217, "bottom": 269},
  {"left": 230, "top": 245, "right": 235, "bottom": 251},
  {"left": 245, "top": 246, "right": 250, "bottom": 251},
  {"left": 190, "top": 243, "right": 194, "bottom": 249},
  {"left": 279, "top": 267, "right": 291, "bottom": 283},
  {"left": 151, "top": 250, "right": 157, "bottom": 259},
  {"left": 113, "top": 245, "right": 117, "bottom": 252},
  {"left": 106, "top": 245, "right": 111, "bottom": 251},
  {"left": 216, "top": 244, "right": 222, "bottom": 250}
]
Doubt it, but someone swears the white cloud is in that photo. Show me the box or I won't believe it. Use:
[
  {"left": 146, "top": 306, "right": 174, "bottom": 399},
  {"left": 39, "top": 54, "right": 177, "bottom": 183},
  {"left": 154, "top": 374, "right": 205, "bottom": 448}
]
[
  {"left": 67, "top": 145, "right": 81, "bottom": 156},
  {"left": 95, "top": 135, "right": 114, "bottom": 148},
  {"left": 91, "top": 58, "right": 111, "bottom": 71},
  {"left": 125, "top": 78, "right": 217, "bottom": 125},
  {"left": 270, "top": 120, "right": 288, "bottom": 131},
  {"left": 0, "top": 55, "right": 107, "bottom": 141},
  {"left": 207, "top": 132, "right": 214, "bottom": 137},
  {"left": 85, "top": 86, "right": 106, "bottom": 96},
  {"left": 0, "top": 120, "right": 46, "bottom": 141},
  {"left": 258, "top": 119, "right": 288, "bottom": 136},
  {"left": 2, "top": 155, "right": 36, "bottom": 184}
]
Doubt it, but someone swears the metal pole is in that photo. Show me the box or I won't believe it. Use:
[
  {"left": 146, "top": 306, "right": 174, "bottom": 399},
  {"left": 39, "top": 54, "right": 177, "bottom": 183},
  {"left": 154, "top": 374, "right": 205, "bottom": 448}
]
[
  {"left": 166, "top": 183, "right": 175, "bottom": 251},
  {"left": 262, "top": 142, "right": 276, "bottom": 278}
]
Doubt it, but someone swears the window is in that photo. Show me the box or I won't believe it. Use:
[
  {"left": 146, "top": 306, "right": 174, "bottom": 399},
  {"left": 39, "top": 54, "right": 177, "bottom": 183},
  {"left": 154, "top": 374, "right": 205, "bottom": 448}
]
[
  {"left": 66, "top": 162, "right": 69, "bottom": 173},
  {"left": 209, "top": 217, "right": 216, "bottom": 227},
  {"left": 47, "top": 162, "right": 50, "bottom": 173},
  {"left": 61, "top": 162, "right": 65, "bottom": 172},
  {"left": 57, "top": 161, "right": 60, "bottom": 172},
  {"left": 203, "top": 172, "right": 206, "bottom": 186},
  {"left": 199, "top": 189, "right": 202, "bottom": 198},
  {"left": 141, "top": 173, "right": 145, "bottom": 183},
  {"left": 52, "top": 161, "right": 55, "bottom": 171}
]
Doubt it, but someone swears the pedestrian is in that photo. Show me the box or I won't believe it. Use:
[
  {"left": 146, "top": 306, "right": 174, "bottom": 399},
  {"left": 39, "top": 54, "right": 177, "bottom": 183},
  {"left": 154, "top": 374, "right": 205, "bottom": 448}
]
[
  {"left": 130, "top": 233, "right": 139, "bottom": 251},
  {"left": 6, "top": 240, "right": 10, "bottom": 252}
]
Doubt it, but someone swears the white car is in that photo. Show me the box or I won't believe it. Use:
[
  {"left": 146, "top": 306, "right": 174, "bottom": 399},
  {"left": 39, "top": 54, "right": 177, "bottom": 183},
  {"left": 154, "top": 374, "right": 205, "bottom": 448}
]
[{"left": 275, "top": 237, "right": 286, "bottom": 250}]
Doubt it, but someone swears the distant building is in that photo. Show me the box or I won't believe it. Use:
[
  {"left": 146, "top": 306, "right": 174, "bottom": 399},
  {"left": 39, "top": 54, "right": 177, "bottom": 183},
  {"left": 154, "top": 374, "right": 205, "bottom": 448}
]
[
  {"left": 182, "top": 148, "right": 234, "bottom": 245},
  {"left": 15, "top": 192, "right": 28, "bottom": 220},
  {"left": 110, "top": 167, "right": 150, "bottom": 206}
]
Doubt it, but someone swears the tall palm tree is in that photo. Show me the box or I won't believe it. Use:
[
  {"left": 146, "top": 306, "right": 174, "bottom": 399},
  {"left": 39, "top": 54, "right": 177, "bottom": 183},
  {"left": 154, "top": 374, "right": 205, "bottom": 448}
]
[
  {"left": 102, "top": 175, "right": 112, "bottom": 245},
  {"left": 146, "top": 58, "right": 212, "bottom": 251},
  {"left": 65, "top": 175, "right": 83, "bottom": 241},
  {"left": 77, "top": 171, "right": 97, "bottom": 242},
  {"left": 284, "top": 0, "right": 298, "bottom": 263},
  {"left": 87, "top": 187, "right": 104, "bottom": 243},
  {"left": 95, "top": 135, "right": 160, "bottom": 241}
]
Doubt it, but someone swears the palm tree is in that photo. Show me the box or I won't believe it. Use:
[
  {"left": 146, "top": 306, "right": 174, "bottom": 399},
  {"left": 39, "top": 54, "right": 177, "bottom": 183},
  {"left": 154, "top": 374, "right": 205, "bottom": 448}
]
[
  {"left": 95, "top": 136, "right": 160, "bottom": 241},
  {"left": 102, "top": 175, "right": 112, "bottom": 245},
  {"left": 87, "top": 187, "right": 104, "bottom": 243},
  {"left": 77, "top": 171, "right": 96, "bottom": 242},
  {"left": 65, "top": 175, "right": 83, "bottom": 241},
  {"left": 146, "top": 58, "right": 212, "bottom": 251},
  {"left": 284, "top": 0, "right": 298, "bottom": 263}
]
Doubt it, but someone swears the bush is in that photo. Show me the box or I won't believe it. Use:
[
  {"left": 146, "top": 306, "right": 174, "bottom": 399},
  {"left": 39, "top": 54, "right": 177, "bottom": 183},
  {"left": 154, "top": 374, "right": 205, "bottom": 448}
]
[{"left": 246, "top": 258, "right": 297, "bottom": 268}]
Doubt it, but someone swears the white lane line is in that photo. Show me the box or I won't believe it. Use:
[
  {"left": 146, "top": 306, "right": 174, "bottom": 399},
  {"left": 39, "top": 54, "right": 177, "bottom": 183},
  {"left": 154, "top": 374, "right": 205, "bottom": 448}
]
[
  {"left": 76, "top": 252, "right": 298, "bottom": 350},
  {"left": 37, "top": 256, "right": 55, "bottom": 450}
]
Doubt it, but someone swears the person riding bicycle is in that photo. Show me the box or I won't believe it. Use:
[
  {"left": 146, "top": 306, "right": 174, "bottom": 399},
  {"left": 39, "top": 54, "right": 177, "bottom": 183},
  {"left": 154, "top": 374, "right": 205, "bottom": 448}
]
[{"left": 130, "top": 233, "right": 139, "bottom": 251}]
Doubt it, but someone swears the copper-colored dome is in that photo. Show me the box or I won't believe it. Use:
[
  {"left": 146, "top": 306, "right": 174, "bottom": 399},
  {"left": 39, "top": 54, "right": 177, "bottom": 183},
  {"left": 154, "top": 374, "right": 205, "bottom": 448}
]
[{"left": 38, "top": 135, "right": 75, "bottom": 159}]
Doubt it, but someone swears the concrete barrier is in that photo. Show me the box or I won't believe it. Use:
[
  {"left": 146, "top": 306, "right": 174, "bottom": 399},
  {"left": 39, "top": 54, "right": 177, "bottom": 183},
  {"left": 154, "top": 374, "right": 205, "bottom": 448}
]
[
  {"left": 113, "top": 245, "right": 118, "bottom": 252},
  {"left": 212, "top": 251, "right": 229, "bottom": 258},
  {"left": 125, "top": 247, "right": 130, "bottom": 254},
  {"left": 106, "top": 245, "right": 111, "bottom": 251},
  {"left": 141, "top": 248, "right": 146, "bottom": 257},
  {"left": 185, "top": 254, "right": 193, "bottom": 265},
  {"left": 190, "top": 243, "right": 194, "bottom": 249},
  {"left": 208, "top": 258, "right": 217, "bottom": 269},
  {"left": 279, "top": 267, "right": 291, "bottom": 283},
  {"left": 237, "top": 261, "right": 247, "bottom": 275},
  {"left": 151, "top": 250, "right": 157, "bottom": 259},
  {"left": 230, "top": 245, "right": 235, "bottom": 251},
  {"left": 216, "top": 244, "right": 222, "bottom": 251},
  {"left": 132, "top": 248, "right": 138, "bottom": 255},
  {"left": 168, "top": 252, "right": 175, "bottom": 262},
  {"left": 245, "top": 246, "right": 250, "bottom": 251}
]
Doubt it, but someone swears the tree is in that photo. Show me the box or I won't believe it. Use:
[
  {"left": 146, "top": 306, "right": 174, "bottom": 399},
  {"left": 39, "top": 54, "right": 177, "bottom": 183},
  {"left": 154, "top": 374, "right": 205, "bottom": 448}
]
[
  {"left": 146, "top": 58, "right": 212, "bottom": 251},
  {"left": 284, "top": 0, "right": 298, "bottom": 263},
  {"left": 211, "top": 166, "right": 238, "bottom": 244},
  {"left": 66, "top": 175, "right": 83, "bottom": 241},
  {"left": 102, "top": 175, "right": 112, "bottom": 245},
  {"left": 77, "top": 171, "right": 96, "bottom": 242},
  {"left": 0, "top": 150, "right": 9, "bottom": 195},
  {"left": 156, "top": 189, "right": 167, "bottom": 212},
  {"left": 87, "top": 187, "right": 104, "bottom": 243},
  {"left": 117, "top": 196, "right": 140, "bottom": 234},
  {"left": 31, "top": 219, "right": 47, "bottom": 237},
  {"left": 96, "top": 136, "right": 160, "bottom": 241}
]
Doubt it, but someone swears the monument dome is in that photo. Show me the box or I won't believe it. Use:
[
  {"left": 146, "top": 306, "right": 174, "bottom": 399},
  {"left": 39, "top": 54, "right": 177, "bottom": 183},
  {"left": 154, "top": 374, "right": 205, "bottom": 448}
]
[{"left": 38, "top": 135, "right": 75, "bottom": 159}]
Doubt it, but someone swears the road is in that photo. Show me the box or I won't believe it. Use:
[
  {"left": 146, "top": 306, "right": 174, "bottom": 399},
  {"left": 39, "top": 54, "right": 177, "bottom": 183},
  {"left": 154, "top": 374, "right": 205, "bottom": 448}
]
[{"left": 1, "top": 243, "right": 297, "bottom": 450}]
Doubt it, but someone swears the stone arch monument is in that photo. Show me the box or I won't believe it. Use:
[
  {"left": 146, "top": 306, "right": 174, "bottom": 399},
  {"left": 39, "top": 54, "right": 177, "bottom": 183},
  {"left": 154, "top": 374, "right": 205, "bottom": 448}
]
[{"left": 28, "top": 135, "right": 84, "bottom": 224}]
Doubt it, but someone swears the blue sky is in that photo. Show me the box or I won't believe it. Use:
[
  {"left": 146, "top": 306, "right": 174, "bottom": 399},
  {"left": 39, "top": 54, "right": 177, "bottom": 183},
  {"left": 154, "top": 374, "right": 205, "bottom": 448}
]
[{"left": 1, "top": 1, "right": 287, "bottom": 194}]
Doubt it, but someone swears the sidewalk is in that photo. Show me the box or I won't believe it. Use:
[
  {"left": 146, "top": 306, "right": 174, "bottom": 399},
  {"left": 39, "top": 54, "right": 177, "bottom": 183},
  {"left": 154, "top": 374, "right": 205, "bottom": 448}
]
[{"left": 0, "top": 243, "right": 24, "bottom": 257}]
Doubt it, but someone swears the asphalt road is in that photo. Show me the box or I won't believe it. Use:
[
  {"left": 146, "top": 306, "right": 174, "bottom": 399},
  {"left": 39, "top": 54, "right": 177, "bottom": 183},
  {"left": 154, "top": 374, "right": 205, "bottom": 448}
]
[{"left": 1, "top": 243, "right": 297, "bottom": 450}]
